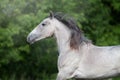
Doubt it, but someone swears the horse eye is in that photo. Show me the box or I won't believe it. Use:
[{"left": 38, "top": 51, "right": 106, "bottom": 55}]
[{"left": 42, "top": 23, "right": 46, "bottom": 26}]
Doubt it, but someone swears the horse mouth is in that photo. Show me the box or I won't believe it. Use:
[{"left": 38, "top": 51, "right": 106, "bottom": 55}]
[
  {"left": 27, "top": 38, "right": 35, "bottom": 44},
  {"left": 27, "top": 33, "right": 53, "bottom": 44}
]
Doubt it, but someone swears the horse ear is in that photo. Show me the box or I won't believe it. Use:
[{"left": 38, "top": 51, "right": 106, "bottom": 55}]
[{"left": 49, "top": 11, "right": 54, "bottom": 19}]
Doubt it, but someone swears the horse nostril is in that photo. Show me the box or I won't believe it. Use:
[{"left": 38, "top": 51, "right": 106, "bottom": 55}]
[
  {"left": 27, "top": 36, "right": 32, "bottom": 43},
  {"left": 27, "top": 36, "right": 30, "bottom": 43}
]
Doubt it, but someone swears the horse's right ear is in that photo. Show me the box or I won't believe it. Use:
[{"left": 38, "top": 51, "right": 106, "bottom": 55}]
[{"left": 49, "top": 11, "right": 54, "bottom": 19}]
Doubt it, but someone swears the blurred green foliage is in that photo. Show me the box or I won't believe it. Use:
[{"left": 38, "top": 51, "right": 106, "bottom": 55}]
[{"left": 0, "top": 0, "right": 120, "bottom": 80}]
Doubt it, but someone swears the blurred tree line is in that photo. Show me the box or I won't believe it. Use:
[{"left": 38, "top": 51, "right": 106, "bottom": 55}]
[{"left": 0, "top": 0, "right": 120, "bottom": 80}]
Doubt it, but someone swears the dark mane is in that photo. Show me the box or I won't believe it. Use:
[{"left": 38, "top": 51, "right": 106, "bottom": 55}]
[{"left": 51, "top": 12, "right": 91, "bottom": 49}]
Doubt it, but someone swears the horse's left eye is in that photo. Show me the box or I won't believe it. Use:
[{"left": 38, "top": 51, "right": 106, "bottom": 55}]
[{"left": 42, "top": 23, "right": 46, "bottom": 26}]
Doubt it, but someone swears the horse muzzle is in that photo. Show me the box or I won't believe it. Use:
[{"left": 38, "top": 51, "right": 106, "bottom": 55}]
[{"left": 27, "top": 34, "right": 38, "bottom": 44}]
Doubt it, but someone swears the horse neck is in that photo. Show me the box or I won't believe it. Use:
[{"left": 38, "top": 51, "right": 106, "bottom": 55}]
[
  {"left": 53, "top": 19, "right": 93, "bottom": 55},
  {"left": 54, "top": 22, "right": 71, "bottom": 54}
]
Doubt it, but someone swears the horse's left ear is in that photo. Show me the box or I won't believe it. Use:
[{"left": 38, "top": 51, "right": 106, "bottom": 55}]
[{"left": 49, "top": 11, "right": 54, "bottom": 19}]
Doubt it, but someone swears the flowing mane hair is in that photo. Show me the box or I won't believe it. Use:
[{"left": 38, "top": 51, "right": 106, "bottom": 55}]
[{"left": 50, "top": 12, "right": 91, "bottom": 49}]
